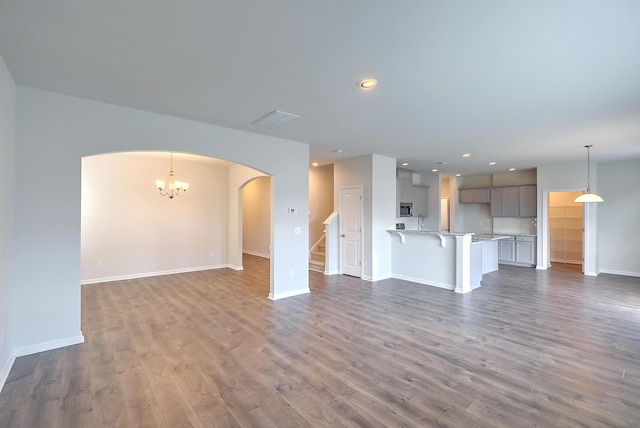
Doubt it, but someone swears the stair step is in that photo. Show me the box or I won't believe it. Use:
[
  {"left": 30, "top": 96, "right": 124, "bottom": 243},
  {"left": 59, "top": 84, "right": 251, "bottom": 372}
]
[
  {"left": 311, "top": 251, "right": 325, "bottom": 258},
  {"left": 309, "top": 259, "right": 325, "bottom": 272}
]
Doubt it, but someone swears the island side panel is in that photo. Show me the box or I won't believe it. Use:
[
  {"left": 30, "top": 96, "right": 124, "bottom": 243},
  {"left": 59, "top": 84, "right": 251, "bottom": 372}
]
[{"left": 390, "top": 233, "right": 456, "bottom": 289}]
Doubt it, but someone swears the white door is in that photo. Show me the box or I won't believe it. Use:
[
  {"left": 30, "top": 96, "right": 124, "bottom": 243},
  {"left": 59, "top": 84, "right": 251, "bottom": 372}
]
[{"left": 340, "top": 186, "right": 362, "bottom": 277}]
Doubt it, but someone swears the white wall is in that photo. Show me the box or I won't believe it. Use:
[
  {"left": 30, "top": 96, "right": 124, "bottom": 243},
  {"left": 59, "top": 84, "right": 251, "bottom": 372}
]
[
  {"left": 598, "top": 160, "right": 640, "bottom": 277},
  {"left": 334, "top": 154, "right": 396, "bottom": 282},
  {"left": 0, "top": 53, "right": 16, "bottom": 389},
  {"left": 81, "top": 153, "right": 231, "bottom": 282},
  {"left": 242, "top": 176, "right": 271, "bottom": 258},
  {"left": 371, "top": 154, "right": 396, "bottom": 281},
  {"left": 13, "top": 87, "right": 309, "bottom": 356},
  {"left": 309, "top": 164, "right": 334, "bottom": 249}
]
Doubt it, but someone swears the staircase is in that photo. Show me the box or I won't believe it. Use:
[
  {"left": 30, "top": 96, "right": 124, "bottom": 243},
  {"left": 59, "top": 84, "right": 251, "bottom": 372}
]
[{"left": 309, "top": 236, "right": 326, "bottom": 273}]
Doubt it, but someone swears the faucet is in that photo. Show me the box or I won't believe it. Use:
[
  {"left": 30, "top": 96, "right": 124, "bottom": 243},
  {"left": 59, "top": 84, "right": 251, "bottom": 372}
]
[{"left": 417, "top": 214, "right": 425, "bottom": 232}]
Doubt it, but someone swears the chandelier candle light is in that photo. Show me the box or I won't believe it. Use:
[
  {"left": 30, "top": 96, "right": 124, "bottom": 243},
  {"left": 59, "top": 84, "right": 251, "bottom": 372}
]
[
  {"left": 156, "top": 153, "right": 189, "bottom": 199},
  {"left": 575, "top": 145, "right": 603, "bottom": 203}
]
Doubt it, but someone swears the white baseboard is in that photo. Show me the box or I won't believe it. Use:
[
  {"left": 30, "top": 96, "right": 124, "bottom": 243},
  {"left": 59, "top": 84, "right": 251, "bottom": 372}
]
[
  {"left": 363, "top": 273, "right": 393, "bottom": 282},
  {"left": 0, "top": 354, "right": 16, "bottom": 393},
  {"left": 227, "top": 264, "right": 244, "bottom": 271},
  {"left": 391, "top": 274, "right": 455, "bottom": 291},
  {"left": 81, "top": 264, "right": 230, "bottom": 285},
  {"left": 268, "top": 287, "right": 310, "bottom": 300},
  {"left": 14, "top": 334, "right": 85, "bottom": 358},
  {"left": 599, "top": 269, "right": 640, "bottom": 278},
  {"left": 242, "top": 250, "right": 270, "bottom": 259},
  {"left": 323, "top": 269, "right": 340, "bottom": 275}
]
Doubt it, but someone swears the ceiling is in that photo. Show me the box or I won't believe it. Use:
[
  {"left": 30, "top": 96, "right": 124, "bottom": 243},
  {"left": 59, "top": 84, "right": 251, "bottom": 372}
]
[{"left": 1, "top": 1, "right": 639, "bottom": 176}]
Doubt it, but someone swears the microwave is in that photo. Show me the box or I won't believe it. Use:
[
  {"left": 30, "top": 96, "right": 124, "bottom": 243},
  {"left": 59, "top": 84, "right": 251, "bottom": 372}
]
[{"left": 399, "top": 202, "right": 412, "bottom": 217}]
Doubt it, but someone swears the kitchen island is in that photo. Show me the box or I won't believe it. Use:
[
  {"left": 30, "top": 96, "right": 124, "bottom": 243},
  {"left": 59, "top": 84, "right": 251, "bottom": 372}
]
[
  {"left": 388, "top": 229, "right": 479, "bottom": 293},
  {"left": 471, "top": 234, "right": 513, "bottom": 274},
  {"left": 388, "top": 230, "right": 511, "bottom": 293}
]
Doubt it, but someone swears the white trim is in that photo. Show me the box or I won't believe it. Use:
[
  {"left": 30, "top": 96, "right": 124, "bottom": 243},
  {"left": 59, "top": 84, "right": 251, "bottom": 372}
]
[
  {"left": 0, "top": 354, "right": 16, "bottom": 393},
  {"left": 361, "top": 273, "right": 393, "bottom": 282},
  {"left": 242, "top": 250, "right": 270, "bottom": 259},
  {"left": 391, "top": 274, "right": 455, "bottom": 291},
  {"left": 227, "top": 264, "right": 244, "bottom": 271},
  {"left": 81, "top": 264, "right": 230, "bottom": 284},
  {"left": 599, "top": 269, "right": 639, "bottom": 278},
  {"left": 14, "top": 334, "right": 85, "bottom": 358},
  {"left": 268, "top": 287, "right": 310, "bottom": 300},
  {"left": 324, "top": 269, "right": 340, "bottom": 275}
]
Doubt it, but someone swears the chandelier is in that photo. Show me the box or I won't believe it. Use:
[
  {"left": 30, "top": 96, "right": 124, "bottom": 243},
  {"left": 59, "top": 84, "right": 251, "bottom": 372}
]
[{"left": 155, "top": 153, "right": 189, "bottom": 199}]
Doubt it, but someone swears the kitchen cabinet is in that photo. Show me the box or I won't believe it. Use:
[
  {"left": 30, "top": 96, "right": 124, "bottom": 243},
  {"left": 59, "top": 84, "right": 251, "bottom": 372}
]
[
  {"left": 412, "top": 185, "right": 429, "bottom": 217},
  {"left": 519, "top": 186, "right": 537, "bottom": 217},
  {"left": 396, "top": 168, "right": 429, "bottom": 217},
  {"left": 498, "top": 236, "right": 536, "bottom": 266},
  {"left": 491, "top": 185, "right": 537, "bottom": 217},
  {"left": 397, "top": 169, "right": 413, "bottom": 203},
  {"left": 459, "top": 188, "right": 490, "bottom": 204},
  {"left": 499, "top": 239, "right": 515, "bottom": 262}
]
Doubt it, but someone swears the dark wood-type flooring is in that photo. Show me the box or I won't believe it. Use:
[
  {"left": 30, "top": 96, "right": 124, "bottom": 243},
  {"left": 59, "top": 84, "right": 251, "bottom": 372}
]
[{"left": 1, "top": 256, "right": 639, "bottom": 427}]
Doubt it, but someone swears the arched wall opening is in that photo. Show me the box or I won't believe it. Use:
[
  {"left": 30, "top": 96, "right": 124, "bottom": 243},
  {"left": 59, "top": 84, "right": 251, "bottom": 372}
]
[
  {"left": 12, "top": 87, "right": 309, "bottom": 355},
  {"left": 241, "top": 176, "right": 272, "bottom": 261},
  {"left": 80, "top": 151, "right": 268, "bottom": 287}
]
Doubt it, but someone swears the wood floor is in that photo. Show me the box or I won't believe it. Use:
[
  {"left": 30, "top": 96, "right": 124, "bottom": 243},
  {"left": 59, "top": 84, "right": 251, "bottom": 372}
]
[{"left": 1, "top": 257, "right": 640, "bottom": 427}]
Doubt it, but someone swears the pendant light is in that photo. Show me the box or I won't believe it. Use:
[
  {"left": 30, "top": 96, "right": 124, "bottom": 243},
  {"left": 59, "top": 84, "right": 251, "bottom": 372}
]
[{"left": 575, "top": 145, "right": 603, "bottom": 203}]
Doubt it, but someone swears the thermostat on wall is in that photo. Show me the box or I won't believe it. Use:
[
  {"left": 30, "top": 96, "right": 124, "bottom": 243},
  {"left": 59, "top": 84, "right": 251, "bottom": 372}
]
[{"left": 288, "top": 208, "right": 297, "bottom": 214}]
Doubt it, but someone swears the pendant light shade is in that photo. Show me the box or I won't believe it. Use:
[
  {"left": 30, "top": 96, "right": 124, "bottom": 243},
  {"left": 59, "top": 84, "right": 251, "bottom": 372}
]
[{"left": 575, "top": 145, "right": 603, "bottom": 203}]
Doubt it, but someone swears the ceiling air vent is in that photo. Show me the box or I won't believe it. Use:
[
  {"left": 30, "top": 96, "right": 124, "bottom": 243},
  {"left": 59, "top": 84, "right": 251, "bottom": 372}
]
[{"left": 252, "top": 110, "right": 301, "bottom": 129}]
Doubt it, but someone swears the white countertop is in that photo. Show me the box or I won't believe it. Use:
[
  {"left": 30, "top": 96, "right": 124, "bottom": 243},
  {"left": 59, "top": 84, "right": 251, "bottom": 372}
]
[
  {"left": 388, "top": 229, "right": 473, "bottom": 236},
  {"left": 472, "top": 234, "right": 512, "bottom": 241}
]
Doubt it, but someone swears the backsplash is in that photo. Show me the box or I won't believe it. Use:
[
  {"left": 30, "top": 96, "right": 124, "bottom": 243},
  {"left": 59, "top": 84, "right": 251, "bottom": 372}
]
[{"left": 493, "top": 217, "right": 537, "bottom": 235}]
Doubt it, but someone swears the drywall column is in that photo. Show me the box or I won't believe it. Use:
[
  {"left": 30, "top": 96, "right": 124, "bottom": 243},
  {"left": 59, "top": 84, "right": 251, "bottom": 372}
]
[{"left": 454, "top": 234, "right": 473, "bottom": 293}]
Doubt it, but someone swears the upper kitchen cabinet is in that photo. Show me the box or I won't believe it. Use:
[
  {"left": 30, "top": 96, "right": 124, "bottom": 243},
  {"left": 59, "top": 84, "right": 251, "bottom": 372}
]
[
  {"left": 396, "top": 168, "right": 429, "bottom": 217},
  {"left": 459, "top": 188, "right": 491, "bottom": 204},
  {"left": 397, "top": 169, "right": 413, "bottom": 203},
  {"left": 518, "top": 185, "right": 537, "bottom": 217},
  {"left": 491, "top": 186, "right": 536, "bottom": 217}
]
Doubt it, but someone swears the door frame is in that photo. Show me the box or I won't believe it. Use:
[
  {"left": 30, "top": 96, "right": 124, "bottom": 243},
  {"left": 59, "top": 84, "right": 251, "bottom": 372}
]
[
  {"left": 540, "top": 188, "right": 597, "bottom": 276},
  {"left": 339, "top": 185, "right": 363, "bottom": 277}
]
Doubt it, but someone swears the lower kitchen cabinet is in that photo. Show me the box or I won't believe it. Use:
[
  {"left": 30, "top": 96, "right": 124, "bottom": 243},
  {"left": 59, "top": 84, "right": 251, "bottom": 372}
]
[{"left": 498, "top": 236, "right": 536, "bottom": 267}]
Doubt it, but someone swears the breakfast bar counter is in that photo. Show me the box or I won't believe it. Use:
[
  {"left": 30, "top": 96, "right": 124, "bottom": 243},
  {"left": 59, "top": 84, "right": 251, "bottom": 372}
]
[{"left": 388, "top": 229, "right": 482, "bottom": 293}]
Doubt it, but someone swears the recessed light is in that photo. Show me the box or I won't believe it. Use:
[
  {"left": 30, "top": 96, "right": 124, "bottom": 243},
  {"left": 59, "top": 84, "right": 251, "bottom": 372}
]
[
  {"left": 489, "top": 162, "right": 496, "bottom": 166},
  {"left": 461, "top": 153, "right": 471, "bottom": 158},
  {"left": 455, "top": 173, "right": 462, "bottom": 177},
  {"left": 509, "top": 168, "right": 516, "bottom": 171},
  {"left": 311, "top": 162, "right": 319, "bottom": 167},
  {"left": 432, "top": 169, "right": 438, "bottom": 172},
  {"left": 359, "top": 78, "right": 377, "bottom": 89},
  {"left": 401, "top": 162, "right": 409, "bottom": 166}
]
